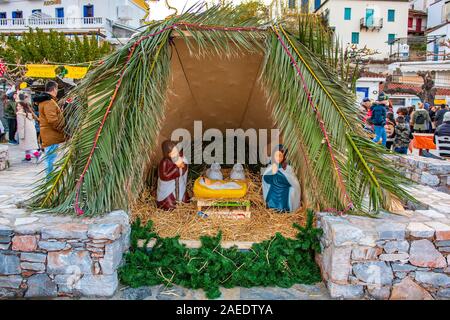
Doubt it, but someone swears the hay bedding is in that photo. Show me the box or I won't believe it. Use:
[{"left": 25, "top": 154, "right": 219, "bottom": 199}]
[{"left": 131, "top": 170, "right": 306, "bottom": 242}]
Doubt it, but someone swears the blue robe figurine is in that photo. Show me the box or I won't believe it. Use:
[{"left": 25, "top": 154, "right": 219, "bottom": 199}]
[{"left": 262, "top": 145, "right": 301, "bottom": 213}]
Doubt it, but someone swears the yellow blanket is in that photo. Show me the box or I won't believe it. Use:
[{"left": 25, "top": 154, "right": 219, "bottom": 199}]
[{"left": 193, "top": 177, "right": 248, "bottom": 199}]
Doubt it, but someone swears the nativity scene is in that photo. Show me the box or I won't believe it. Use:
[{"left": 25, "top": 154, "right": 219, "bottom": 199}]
[{"left": 30, "top": 5, "right": 413, "bottom": 244}]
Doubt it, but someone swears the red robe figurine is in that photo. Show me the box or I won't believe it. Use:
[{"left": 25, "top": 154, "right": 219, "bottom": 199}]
[{"left": 156, "top": 140, "right": 190, "bottom": 210}]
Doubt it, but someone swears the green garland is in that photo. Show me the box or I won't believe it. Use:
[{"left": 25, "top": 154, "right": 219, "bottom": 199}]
[{"left": 118, "top": 210, "right": 323, "bottom": 299}]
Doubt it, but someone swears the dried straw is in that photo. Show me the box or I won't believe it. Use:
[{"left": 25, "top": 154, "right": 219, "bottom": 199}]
[{"left": 131, "top": 170, "right": 306, "bottom": 242}]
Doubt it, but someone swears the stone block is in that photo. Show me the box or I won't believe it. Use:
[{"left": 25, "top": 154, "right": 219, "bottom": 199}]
[
  {"left": 420, "top": 172, "right": 440, "bottom": 187},
  {"left": 415, "top": 210, "right": 446, "bottom": 219},
  {"left": 383, "top": 240, "right": 409, "bottom": 254},
  {"left": 353, "top": 261, "right": 393, "bottom": 286},
  {"left": 390, "top": 277, "right": 433, "bottom": 300},
  {"left": 424, "top": 222, "right": 450, "bottom": 240},
  {"left": 322, "top": 218, "right": 364, "bottom": 246},
  {"left": 415, "top": 271, "right": 450, "bottom": 288},
  {"left": 99, "top": 240, "right": 123, "bottom": 275},
  {"left": 379, "top": 253, "right": 409, "bottom": 263},
  {"left": 438, "top": 247, "right": 450, "bottom": 253},
  {"left": 409, "top": 239, "right": 447, "bottom": 268},
  {"left": 327, "top": 282, "right": 364, "bottom": 299},
  {"left": 0, "top": 275, "right": 22, "bottom": 289},
  {"left": 437, "top": 288, "right": 450, "bottom": 299},
  {"left": 88, "top": 223, "right": 121, "bottom": 241},
  {"left": 20, "top": 262, "right": 46, "bottom": 272},
  {"left": 25, "top": 274, "right": 57, "bottom": 298},
  {"left": 41, "top": 223, "right": 88, "bottom": 240},
  {"left": 407, "top": 222, "right": 435, "bottom": 238},
  {"left": 351, "top": 246, "right": 382, "bottom": 261},
  {"left": 367, "top": 285, "right": 391, "bottom": 300},
  {"left": 121, "top": 287, "right": 152, "bottom": 300},
  {"left": 11, "top": 235, "right": 38, "bottom": 252},
  {"left": 376, "top": 222, "right": 406, "bottom": 240},
  {"left": 20, "top": 252, "right": 46, "bottom": 263},
  {"left": 436, "top": 240, "right": 450, "bottom": 247},
  {"left": 0, "top": 251, "right": 20, "bottom": 275},
  {"left": 78, "top": 274, "right": 118, "bottom": 297},
  {"left": 391, "top": 263, "right": 417, "bottom": 272},
  {"left": 0, "top": 235, "right": 11, "bottom": 244},
  {"left": 47, "top": 250, "right": 93, "bottom": 274},
  {"left": 38, "top": 241, "right": 68, "bottom": 251}
]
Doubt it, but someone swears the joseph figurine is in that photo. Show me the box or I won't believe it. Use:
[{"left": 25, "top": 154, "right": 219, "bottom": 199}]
[{"left": 156, "top": 140, "right": 190, "bottom": 210}]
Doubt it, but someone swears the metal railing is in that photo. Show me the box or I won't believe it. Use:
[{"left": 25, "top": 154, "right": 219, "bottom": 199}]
[
  {"left": 0, "top": 17, "right": 104, "bottom": 29},
  {"left": 408, "top": 24, "right": 426, "bottom": 32},
  {"left": 360, "top": 17, "right": 383, "bottom": 30}
]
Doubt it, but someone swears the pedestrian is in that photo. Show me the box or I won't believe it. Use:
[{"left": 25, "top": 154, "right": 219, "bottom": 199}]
[
  {"left": 4, "top": 92, "right": 18, "bottom": 144},
  {"left": 434, "top": 112, "right": 450, "bottom": 157},
  {"left": 15, "top": 91, "right": 40, "bottom": 162},
  {"left": 396, "top": 107, "right": 410, "bottom": 129},
  {"left": 385, "top": 112, "right": 396, "bottom": 150},
  {"left": 37, "top": 81, "right": 66, "bottom": 176},
  {"left": 370, "top": 92, "right": 388, "bottom": 146},
  {"left": 411, "top": 102, "right": 432, "bottom": 133},
  {"left": 435, "top": 104, "right": 449, "bottom": 128},
  {"left": 359, "top": 98, "right": 372, "bottom": 123},
  {"left": 393, "top": 116, "right": 412, "bottom": 155},
  {"left": 408, "top": 105, "right": 416, "bottom": 123}
]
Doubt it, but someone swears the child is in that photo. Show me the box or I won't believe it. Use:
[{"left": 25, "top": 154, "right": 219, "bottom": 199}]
[
  {"left": 385, "top": 112, "right": 396, "bottom": 150},
  {"left": 393, "top": 116, "right": 412, "bottom": 155},
  {"left": 16, "top": 92, "right": 40, "bottom": 162}
]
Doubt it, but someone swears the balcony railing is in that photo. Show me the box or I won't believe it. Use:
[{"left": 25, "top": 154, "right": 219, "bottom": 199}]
[
  {"left": 0, "top": 17, "right": 105, "bottom": 30},
  {"left": 408, "top": 25, "right": 426, "bottom": 33},
  {"left": 360, "top": 17, "right": 383, "bottom": 30}
]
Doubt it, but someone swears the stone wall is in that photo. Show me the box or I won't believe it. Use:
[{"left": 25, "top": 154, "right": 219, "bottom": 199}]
[
  {"left": 0, "top": 210, "right": 130, "bottom": 298},
  {"left": 0, "top": 145, "right": 9, "bottom": 171},
  {"left": 390, "top": 155, "right": 450, "bottom": 194},
  {"left": 316, "top": 211, "right": 450, "bottom": 300}
]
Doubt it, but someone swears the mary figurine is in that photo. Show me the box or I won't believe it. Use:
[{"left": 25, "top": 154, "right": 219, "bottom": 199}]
[{"left": 262, "top": 145, "right": 301, "bottom": 213}]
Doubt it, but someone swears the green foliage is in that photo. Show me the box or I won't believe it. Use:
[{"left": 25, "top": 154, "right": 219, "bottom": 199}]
[
  {"left": 232, "top": 0, "right": 270, "bottom": 24},
  {"left": 0, "top": 28, "right": 113, "bottom": 64},
  {"left": 119, "top": 209, "right": 323, "bottom": 299}
]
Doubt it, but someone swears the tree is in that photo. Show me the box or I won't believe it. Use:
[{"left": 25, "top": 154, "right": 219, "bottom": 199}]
[
  {"left": 0, "top": 28, "right": 113, "bottom": 65},
  {"left": 384, "top": 71, "right": 436, "bottom": 104}
]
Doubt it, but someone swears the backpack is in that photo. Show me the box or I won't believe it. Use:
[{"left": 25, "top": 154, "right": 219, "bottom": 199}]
[{"left": 415, "top": 112, "right": 426, "bottom": 125}]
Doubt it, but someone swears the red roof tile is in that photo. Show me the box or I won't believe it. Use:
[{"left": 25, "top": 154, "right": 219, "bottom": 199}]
[{"left": 381, "top": 82, "right": 450, "bottom": 96}]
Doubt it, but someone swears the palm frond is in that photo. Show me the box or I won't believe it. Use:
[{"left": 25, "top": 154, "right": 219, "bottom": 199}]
[{"left": 29, "top": 5, "right": 416, "bottom": 216}]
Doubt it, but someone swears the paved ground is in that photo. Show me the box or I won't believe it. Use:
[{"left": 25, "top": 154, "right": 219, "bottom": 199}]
[{"left": 0, "top": 144, "right": 332, "bottom": 300}]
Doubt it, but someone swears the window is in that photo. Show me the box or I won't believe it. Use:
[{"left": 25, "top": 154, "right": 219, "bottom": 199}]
[
  {"left": 314, "top": 0, "right": 321, "bottom": 11},
  {"left": 351, "top": 32, "right": 359, "bottom": 44},
  {"left": 388, "top": 33, "right": 396, "bottom": 44},
  {"left": 12, "top": 11, "right": 23, "bottom": 19},
  {"left": 83, "top": 5, "right": 94, "bottom": 18},
  {"left": 344, "top": 8, "right": 351, "bottom": 20},
  {"left": 408, "top": 17, "right": 413, "bottom": 28},
  {"left": 387, "top": 9, "right": 395, "bottom": 22},
  {"left": 31, "top": 9, "right": 42, "bottom": 15},
  {"left": 56, "top": 7, "right": 64, "bottom": 18},
  {"left": 288, "top": 0, "right": 296, "bottom": 9},
  {"left": 0, "top": 12, "right": 6, "bottom": 26}
]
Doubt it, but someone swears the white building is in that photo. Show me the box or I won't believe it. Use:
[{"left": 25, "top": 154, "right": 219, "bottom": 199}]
[
  {"left": 0, "top": 0, "right": 148, "bottom": 43},
  {"left": 145, "top": 0, "right": 306, "bottom": 21},
  {"left": 425, "top": 0, "right": 449, "bottom": 61},
  {"left": 315, "top": 0, "right": 410, "bottom": 60}
]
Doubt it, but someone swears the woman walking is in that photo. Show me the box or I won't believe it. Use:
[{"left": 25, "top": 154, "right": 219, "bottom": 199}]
[{"left": 16, "top": 92, "right": 40, "bottom": 162}]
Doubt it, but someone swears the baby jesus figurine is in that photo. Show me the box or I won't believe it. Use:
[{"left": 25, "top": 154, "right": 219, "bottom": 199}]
[
  {"left": 156, "top": 140, "right": 190, "bottom": 210},
  {"left": 199, "top": 176, "right": 243, "bottom": 190}
]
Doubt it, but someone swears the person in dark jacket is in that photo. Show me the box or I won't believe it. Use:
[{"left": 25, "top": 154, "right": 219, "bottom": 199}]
[
  {"left": 435, "top": 104, "right": 449, "bottom": 128},
  {"left": 434, "top": 112, "right": 450, "bottom": 143},
  {"left": 4, "top": 92, "right": 18, "bottom": 144},
  {"left": 393, "top": 116, "right": 412, "bottom": 154},
  {"left": 370, "top": 92, "right": 388, "bottom": 146}
]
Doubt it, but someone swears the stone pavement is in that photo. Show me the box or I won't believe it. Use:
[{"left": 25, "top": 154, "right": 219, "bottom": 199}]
[
  {"left": 0, "top": 144, "right": 44, "bottom": 212},
  {"left": 1, "top": 144, "right": 331, "bottom": 300}
]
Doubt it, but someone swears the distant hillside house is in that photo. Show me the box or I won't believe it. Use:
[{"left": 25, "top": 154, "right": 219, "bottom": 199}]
[{"left": 0, "top": 0, "right": 148, "bottom": 44}]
